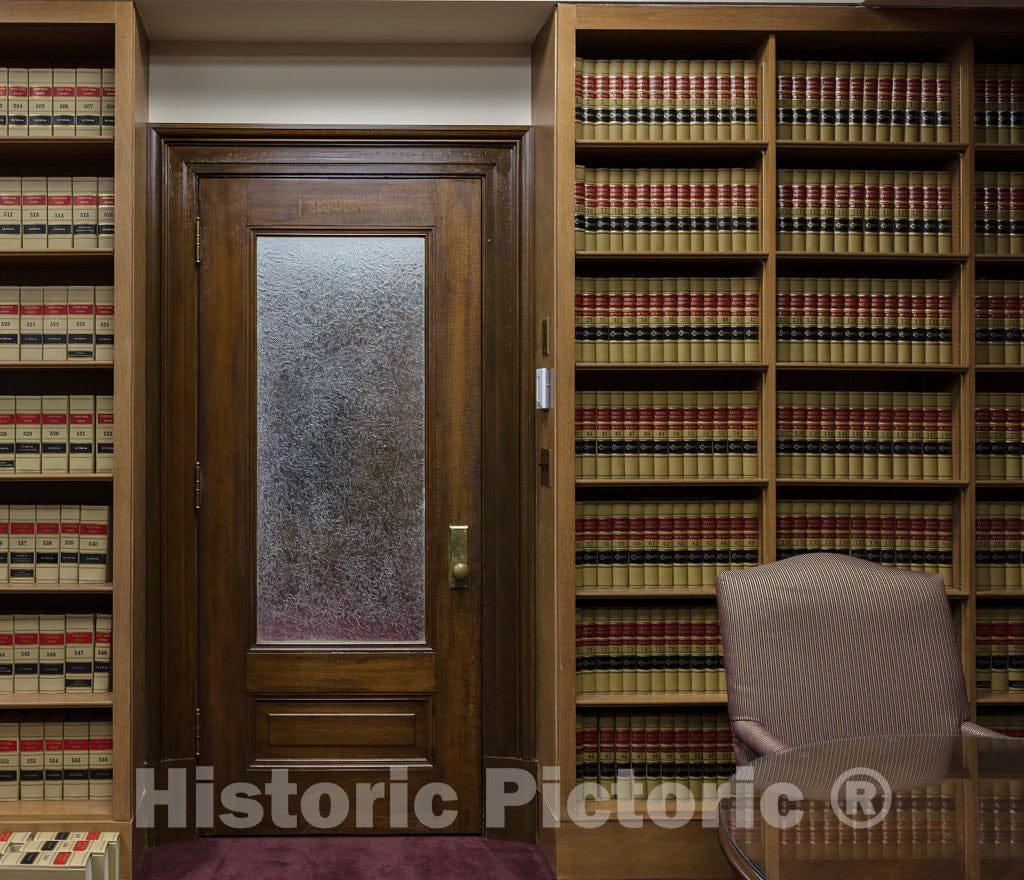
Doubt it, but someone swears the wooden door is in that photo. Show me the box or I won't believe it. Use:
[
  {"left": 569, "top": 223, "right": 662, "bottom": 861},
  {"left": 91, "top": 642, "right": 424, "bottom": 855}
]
[{"left": 195, "top": 176, "right": 482, "bottom": 833}]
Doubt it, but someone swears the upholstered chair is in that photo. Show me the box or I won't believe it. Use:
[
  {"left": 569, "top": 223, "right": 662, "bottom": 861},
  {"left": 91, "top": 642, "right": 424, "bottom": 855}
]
[{"left": 716, "top": 552, "right": 1003, "bottom": 764}]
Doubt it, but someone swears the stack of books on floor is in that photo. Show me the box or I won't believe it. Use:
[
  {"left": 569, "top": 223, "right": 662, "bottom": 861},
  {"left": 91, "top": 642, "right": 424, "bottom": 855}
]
[
  {"left": 575, "top": 499, "right": 759, "bottom": 591},
  {"left": 975, "top": 606, "right": 1024, "bottom": 695},
  {"left": 575, "top": 275, "right": 760, "bottom": 364},
  {"left": 575, "top": 604, "right": 725, "bottom": 695},
  {"left": 776, "top": 390, "right": 954, "bottom": 478},
  {"left": 575, "top": 711, "right": 734, "bottom": 800},
  {"left": 777, "top": 169, "right": 954, "bottom": 254},
  {"left": 777, "top": 60, "right": 952, "bottom": 142},
  {"left": 977, "top": 280, "right": 1024, "bottom": 364},
  {"left": 0, "top": 831, "right": 118, "bottom": 879},
  {"left": 574, "top": 166, "right": 761, "bottom": 253},
  {"left": 776, "top": 499, "right": 953, "bottom": 586},
  {"left": 575, "top": 390, "right": 759, "bottom": 478},
  {"left": 776, "top": 276, "right": 952, "bottom": 365},
  {"left": 575, "top": 57, "right": 759, "bottom": 141},
  {"left": 976, "top": 501, "right": 1024, "bottom": 590},
  {"left": 976, "top": 393, "right": 1024, "bottom": 479}
]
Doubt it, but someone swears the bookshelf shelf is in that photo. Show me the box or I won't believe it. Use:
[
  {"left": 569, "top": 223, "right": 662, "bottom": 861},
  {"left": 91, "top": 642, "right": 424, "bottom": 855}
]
[
  {"left": 576, "top": 363, "right": 768, "bottom": 372},
  {"left": 975, "top": 255, "right": 1024, "bottom": 263},
  {"left": 0, "top": 249, "right": 113, "bottom": 270},
  {"left": 976, "top": 592, "right": 1024, "bottom": 599},
  {"left": 0, "top": 473, "right": 113, "bottom": 482},
  {"left": 0, "top": 361, "right": 114, "bottom": 371},
  {"left": 576, "top": 693, "right": 729, "bottom": 707},
  {"left": 977, "top": 480, "right": 1024, "bottom": 488},
  {"left": 576, "top": 478, "right": 768, "bottom": 488},
  {"left": 777, "top": 363, "right": 967, "bottom": 373},
  {"left": 777, "top": 479, "right": 969, "bottom": 488},
  {"left": 976, "top": 365, "right": 1024, "bottom": 372},
  {"left": 0, "top": 136, "right": 114, "bottom": 166},
  {"left": 977, "top": 694, "right": 1024, "bottom": 706},
  {"left": 0, "top": 692, "right": 114, "bottom": 709},
  {"left": 575, "top": 588, "right": 718, "bottom": 599},
  {"left": 576, "top": 252, "right": 769, "bottom": 262},
  {"left": 2, "top": 800, "right": 116, "bottom": 823},
  {"left": 975, "top": 144, "right": 1024, "bottom": 152},
  {"left": 575, "top": 141, "right": 767, "bottom": 164},
  {"left": 778, "top": 252, "right": 969, "bottom": 262},
  {"left": 571, "top": 799, "right": 720, "bottom": 821},
  {"left": 0, "top": 584, "right": 114, "bottom": 595}
]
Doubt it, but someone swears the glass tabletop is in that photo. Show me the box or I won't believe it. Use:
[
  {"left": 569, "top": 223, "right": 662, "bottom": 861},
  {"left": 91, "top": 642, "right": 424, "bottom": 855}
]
[{"left": 717, "top": 735, "right": 1024, "bottom": 880}]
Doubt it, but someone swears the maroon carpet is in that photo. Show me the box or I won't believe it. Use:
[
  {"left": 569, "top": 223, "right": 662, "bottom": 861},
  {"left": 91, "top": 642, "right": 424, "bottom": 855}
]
[{"left": 136, "top": 837, "right": 557, "bottom": 880}]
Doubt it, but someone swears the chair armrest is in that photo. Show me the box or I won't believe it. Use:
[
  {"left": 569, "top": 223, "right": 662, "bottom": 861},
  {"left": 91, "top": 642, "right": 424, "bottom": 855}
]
[
  {"left": 961, "top": 720, "right": 1009, "bottom": 739},
  {"left": 733, "top": 720, "right": 790, "bottom": 756}
]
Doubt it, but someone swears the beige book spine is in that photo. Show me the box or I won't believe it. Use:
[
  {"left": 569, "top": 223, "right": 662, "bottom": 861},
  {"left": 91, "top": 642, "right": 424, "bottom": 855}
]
[
  {"left": 42, "top": 285, "right": 67, "bottom": 362},
  {"left": 79, "top": 506, "right": 110, "bottom": 583},
  {"left": 15, "top": 395, "right": 41, "bottom": 473},
  {"left": 68, "top": 394, "right": 95, "bottom": 473},
  {"left": 97, "top": 176, "right": 114, "bottom": 248},
  {"left": 59, "top": 504, "right": 80, "bottom": 584},
  {"left": 40, "top": 395, "right": 68, "bottom": 474},
  {"left": 72, "top": 175, "right": 98, "bottom": 249},
  {"left": 6, "top": 68, "right": 28, "bottom": 136},
  {"left": 34, "top": 508, "right": 60, "bottom": 586},
  {"left": 75, "top": 67, "right": 101, "bottom": 135},
  {"left": 100, "top": 67, "right": 115, "bottom": 135},
  {"left": 28, "top": 68, "right": 52, "bottom": 136},
  {"left": 45, "top": 176, "right": 72, "bottom": 249}
]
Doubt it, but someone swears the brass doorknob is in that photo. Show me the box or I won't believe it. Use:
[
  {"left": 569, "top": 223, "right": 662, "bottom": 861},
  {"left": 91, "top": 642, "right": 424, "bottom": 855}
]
[{"left": 452, "top": 562, "right": 470, "bottom": 582}]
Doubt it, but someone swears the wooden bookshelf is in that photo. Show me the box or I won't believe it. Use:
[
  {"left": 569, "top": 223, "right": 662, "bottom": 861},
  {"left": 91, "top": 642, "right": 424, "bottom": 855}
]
[
  {"left": 532, "top": 6, "right": 1024, "bottom": 879},
  {"left": 0, "top": 3, "right": 147, "bottom": 879}
]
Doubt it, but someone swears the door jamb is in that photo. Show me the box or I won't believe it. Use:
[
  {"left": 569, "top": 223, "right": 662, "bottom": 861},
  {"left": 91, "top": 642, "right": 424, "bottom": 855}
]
[{"left": 145, "top": 126, "right": 536, "bottom": 844}]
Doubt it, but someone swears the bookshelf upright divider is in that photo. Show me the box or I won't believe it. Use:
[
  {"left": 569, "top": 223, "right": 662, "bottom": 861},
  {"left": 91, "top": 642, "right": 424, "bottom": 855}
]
[
  {"left": 0, "top": 3, "right": 146, "bottom": 879},
  {"left": 534, "top": 6, "right": 1024, "bottom": 879}
]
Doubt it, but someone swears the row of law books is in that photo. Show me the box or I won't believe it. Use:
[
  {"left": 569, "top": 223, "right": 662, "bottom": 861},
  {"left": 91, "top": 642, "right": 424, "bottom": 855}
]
[
  {"left": 975, "top": 64, "right": 1024, "bottom": 144},
  {"left": 977, "top": 501, "right": 1024, "bottom": 591},
  {"left": 0, "top": 177, "right": 114, "bottom": 251},
  {"left": 0, "top": 614, "right": 111, "bottom": 695},
  {"left": 573, "top": 167, "right": 760, "bottom": 253},
  {"left": 774, "top": 791, "right": 960, "bottom": 861},
  {"left": 975, "top": 606, "right": 1024, "bottom": 695},
  {"left": 575, "top": 711, "right": 733, "bottom": 801},
  {"left": 777, "top": 276, "right": 952, "bottom": 365},
  {"left": 776, "top": 500, "right": 954, "bottom": 588},
  {"left": 0, "top": 505, "right": 111, "bottom": 585},
  {"left": 979, "top": 713, "right": 1024, "bottom": 737},
  {"left": 0, "top": 713, "right": 112, "bottom": 803},
  {"left": 777, "top": 169, "right": 954, "bottom": 255},
  {"left": 574, "top": 58, "right": 759, "bottom": 142},
  {"left": 976, "top": 393, "right": 1024, "bottom": 480},
  {"left": 574, "top": 500, "right": 759, "bottom": 592},
  {"left": 977, "top": 280, "right": 1024, "bottom": 365},
  {"left": 975, "top": 172, "right": 1024, "bottom": 255},
  {"left": 1, "top": 285, "right": 113, "bottom": 363},
  {"left": 0, "top": 68, "right": 114, "bottom": 137},
  {"left": 777, "top": 60, "right": 952, "bottom": 143},
  {"left": 574, "top": 276, "right": 760, "bottom": 365},
  {"left": 776, "top": 391, "right": 954, "bottom": 479},
  {"left": 979, "top": 790, "right": 1024, "bottom": 859},
  {"left": 574, "top": 391, "right": 759, "bottom": 479},
  {"left": 0, "top": 831, "right": 118, "bottom": 880},
  {"left": 2, "top": 395, "right": 113, "bottom": 475},
  {"left": 576, "top": 605, "right": 725, "bottom": 696}
]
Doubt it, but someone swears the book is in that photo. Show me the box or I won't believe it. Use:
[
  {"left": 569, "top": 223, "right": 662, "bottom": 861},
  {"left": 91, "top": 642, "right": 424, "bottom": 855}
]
[
  {"left": 100, "top": 68, "right": 115, "bottom": 135},
  {"left": 68, "top": 395, "right": 95, "bottom": 472},
  {"left": 92, "top": 615, "right": 111, "bottom": 694},
  {"left": 42, "top": 286, "right": 68, "bottom": 362},
  {"left": 43, "top": 711, "right": 64, "bottom": 800},
  {"left": 21, "top": 177, "right": 46, "bottom": 248},
  {"left": 40, "top": 396, "right": 68, "bottom": 473},
  {"left": 0, "top": 713, "right": 16, "bottom": 800},
  {"left": 88, "top": 713, "right": 113, "bottom": 800},
  {"left": 75, "top": 68, "right": 102, "bottom": 136},
  {"left": 18, "top": 286, "right": 43, "bottom": 361},
  {"left": 13, "top": 614, "right": 39, "bottom": 691},
  {"left": 62, "top": 715, "right": 90, "bottom": 800},
  {"left": 0, "top": 177, "right": 21, "bottom": 250},
  {"left": 94, "top": 396, "right": 113, "bottom": 473},
  {"left": 78, "top": 507, "right": 109, "bottom": 583},
  {"left": 72, "top": 177, "right": 98, "bottom": 249},
  {"left": 7, "top": 68, "right": 28, "bottom": 136},
  {"left": 34, "top": 507, "right": 60, "bottom": 585},
  {"left": 46, "top": 177, "right": 72, "bottom": 249},
  {"left": 37, "top": 614, "right": 65, "bottom": 692},
  {"left": 64, "top": 616, "right": 94, "bottom": 692},
  {"left": 28, "top": 69, "right": 52, "bottom": 136},
  {"left": 59, "top": 506, "right": 80, "bottom": 584},
  {"left": 0, "top": 614, "right": 12, "bottom": 692},
  {"left": 67, "top": 286, "right": 95, "bottom": 360},
  {"left": 0, "top": 286, "right": 17, "bottom": 359},
  {"left": 15, "top": 396, "right": 42, "bottom": 473},
  {"left": 97, "top": 177, "right": 114, "bottom": 248},
  {"left": 52, "top": 69, "right": 76, "bottom": 136}
]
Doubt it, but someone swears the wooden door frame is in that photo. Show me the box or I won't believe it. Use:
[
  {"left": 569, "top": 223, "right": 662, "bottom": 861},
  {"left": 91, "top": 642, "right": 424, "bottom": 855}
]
[{"left": 144, "top": 126, "right": 535, "bottom": 844}]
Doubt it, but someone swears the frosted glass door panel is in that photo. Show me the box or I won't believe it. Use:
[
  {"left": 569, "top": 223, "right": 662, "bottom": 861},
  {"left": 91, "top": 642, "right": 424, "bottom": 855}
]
[{"left": 255, "top": 235, "right": 426, "bottom": 643}]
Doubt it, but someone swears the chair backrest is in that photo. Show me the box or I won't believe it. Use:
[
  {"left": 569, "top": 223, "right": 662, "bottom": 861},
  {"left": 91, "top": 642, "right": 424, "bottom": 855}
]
[{"left": 716, "top": 553, "right": 969, "bottom": 761}]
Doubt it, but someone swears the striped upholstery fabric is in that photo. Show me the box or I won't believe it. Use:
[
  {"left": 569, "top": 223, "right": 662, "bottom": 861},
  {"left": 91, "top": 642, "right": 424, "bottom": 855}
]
[{"left": 716, "top": 552, "right": 1001, "bottom": 763}]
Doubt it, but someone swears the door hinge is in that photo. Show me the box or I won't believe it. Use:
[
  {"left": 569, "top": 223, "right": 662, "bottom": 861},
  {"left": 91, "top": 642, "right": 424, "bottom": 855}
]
[
  {"left": 194, "top": 217, "right": 201, "bottom": 265},
  {"left": 194, "top": 460, "right": 203, "bottom": 511},
  {"left": 194, "top": 707, "right": 201, "bottom": 759}
]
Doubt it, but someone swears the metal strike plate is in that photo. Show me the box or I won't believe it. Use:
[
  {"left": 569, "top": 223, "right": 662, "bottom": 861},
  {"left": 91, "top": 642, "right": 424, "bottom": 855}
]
[{"left": 449, "top": 525, "right": 470, "bottom": 589}]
